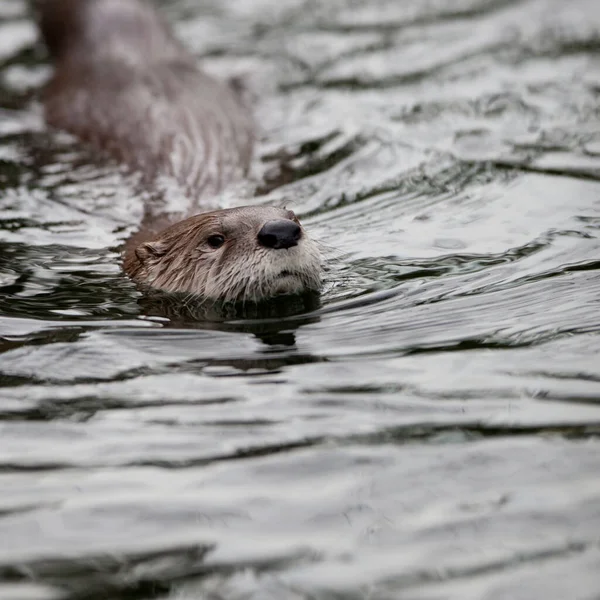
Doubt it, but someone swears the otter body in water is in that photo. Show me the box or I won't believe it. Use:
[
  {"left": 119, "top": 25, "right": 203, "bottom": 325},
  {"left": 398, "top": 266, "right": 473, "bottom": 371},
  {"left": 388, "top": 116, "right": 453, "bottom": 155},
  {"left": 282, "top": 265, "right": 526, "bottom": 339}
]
[{"left": 37, "top": 0, "right": 321, "bottom": 302}]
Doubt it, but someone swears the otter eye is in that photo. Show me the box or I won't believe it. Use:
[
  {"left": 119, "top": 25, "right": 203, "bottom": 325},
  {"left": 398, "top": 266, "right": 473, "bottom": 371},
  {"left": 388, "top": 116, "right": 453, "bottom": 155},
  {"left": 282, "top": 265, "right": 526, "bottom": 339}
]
[{"left": 207, "top": 234, "right": 225, "bottom": 249}]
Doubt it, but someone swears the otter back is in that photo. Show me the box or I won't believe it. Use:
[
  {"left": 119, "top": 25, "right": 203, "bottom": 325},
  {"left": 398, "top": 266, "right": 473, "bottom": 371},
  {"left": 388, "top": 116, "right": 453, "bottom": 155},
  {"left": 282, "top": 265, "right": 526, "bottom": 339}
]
[{"left": 38, "top": 0, "right": 254, "bottom": 202}]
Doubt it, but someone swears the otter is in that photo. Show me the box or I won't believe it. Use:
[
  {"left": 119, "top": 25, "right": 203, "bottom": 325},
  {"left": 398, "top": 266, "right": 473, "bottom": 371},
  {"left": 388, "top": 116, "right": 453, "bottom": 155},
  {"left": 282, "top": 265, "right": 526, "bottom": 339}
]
[{"left": 35, "top": 0, "right": 321, "bottom": 303}]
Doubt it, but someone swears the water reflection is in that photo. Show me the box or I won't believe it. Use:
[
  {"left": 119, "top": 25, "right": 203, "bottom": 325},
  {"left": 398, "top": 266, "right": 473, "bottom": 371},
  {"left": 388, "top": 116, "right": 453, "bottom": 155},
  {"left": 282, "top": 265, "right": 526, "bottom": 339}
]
[{"left": 139, "top": 289, "right": 322, "bottom": 347}]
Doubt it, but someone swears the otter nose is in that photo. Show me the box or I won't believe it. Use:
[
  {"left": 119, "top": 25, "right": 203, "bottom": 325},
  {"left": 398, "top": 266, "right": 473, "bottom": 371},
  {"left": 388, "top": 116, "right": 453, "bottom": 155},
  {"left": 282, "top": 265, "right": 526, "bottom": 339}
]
[{"left": 258, "top": 219, "right": 301, "bottom": 250}]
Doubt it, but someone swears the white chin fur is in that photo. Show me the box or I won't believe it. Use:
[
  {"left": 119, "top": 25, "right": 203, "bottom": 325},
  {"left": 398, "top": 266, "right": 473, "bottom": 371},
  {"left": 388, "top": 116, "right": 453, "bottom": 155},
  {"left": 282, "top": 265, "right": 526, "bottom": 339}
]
[{"left": 269, "top": 274, "right": 307, "bottom": 296}]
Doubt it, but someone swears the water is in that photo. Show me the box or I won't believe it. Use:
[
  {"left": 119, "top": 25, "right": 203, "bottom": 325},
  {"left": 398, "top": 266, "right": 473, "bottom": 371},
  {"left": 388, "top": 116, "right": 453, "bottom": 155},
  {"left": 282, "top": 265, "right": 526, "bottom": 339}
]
[{"left": 1, "top": 0, "right": 600, "bottom": 598}]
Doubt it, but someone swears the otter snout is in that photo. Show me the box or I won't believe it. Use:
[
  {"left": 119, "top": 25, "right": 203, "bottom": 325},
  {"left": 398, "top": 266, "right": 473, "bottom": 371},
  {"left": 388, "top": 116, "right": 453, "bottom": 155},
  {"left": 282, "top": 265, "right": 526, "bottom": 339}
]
[{"left": 258, "top": 220, "right": 302, "bottom": 250}]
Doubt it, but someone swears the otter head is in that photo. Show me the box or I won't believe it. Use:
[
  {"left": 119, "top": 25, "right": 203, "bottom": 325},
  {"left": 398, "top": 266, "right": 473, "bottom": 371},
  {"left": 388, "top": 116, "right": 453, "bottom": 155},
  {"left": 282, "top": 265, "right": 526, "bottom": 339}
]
[{"left": 123, "top": 206, "right": 322, "bottom": 303}]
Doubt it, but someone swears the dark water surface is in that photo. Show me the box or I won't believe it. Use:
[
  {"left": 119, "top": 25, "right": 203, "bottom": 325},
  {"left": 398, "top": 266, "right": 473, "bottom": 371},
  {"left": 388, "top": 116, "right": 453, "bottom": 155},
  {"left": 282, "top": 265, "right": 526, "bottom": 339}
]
[{"left": 1, "top": 0, "right": 600, "bottom": 598}]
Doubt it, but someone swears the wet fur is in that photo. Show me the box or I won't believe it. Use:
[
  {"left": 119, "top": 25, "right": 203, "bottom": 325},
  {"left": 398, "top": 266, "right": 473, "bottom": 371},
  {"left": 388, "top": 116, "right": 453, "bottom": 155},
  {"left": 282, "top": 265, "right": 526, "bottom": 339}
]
[
  {"left": 123, "top": 206, "right": 321, "bottom": 303},
  {"left": 38, "top": 0, "right": 253, "bottom": 198}
]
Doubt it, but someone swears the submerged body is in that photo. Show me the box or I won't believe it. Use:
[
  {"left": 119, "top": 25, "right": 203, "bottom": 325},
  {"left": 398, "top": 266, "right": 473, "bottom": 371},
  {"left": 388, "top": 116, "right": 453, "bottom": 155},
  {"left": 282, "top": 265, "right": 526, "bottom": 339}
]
[{"left": 36, "top": 0, "right": 321, "bottom": 302}]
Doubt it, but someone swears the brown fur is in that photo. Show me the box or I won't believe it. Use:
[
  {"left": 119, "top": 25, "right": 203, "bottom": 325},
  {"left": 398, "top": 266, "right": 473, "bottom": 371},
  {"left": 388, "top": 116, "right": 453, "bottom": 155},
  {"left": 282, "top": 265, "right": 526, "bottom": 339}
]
[
  {"left": 36, "top": 0, "right": 322, "bottom": 302},
  {"left": 38, "top": 0, "right": 253, "bottom": 200}
]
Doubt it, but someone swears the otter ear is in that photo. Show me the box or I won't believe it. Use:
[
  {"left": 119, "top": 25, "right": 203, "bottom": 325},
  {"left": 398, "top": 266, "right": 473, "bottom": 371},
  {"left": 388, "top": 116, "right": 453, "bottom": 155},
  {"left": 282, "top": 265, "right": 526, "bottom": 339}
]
[{"left": 135, "top": 241, "right": 166, "bottom": 263}]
